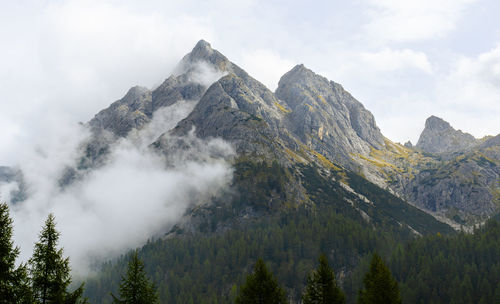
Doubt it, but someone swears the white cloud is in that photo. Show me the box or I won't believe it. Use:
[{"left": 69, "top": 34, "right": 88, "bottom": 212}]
[
  {"left": 365, "top": 0, "right": 476, "bottom": 42},
  {"left": 238, "top": 49, "right": 295, "bottom": 90},
  {"left": 0, "top": 0, "right": 213, "bottom": 163},
  {"left": 5, "top": 99, "right": 234, "bottom": 274},
  {"left": 435, "top": 44, "right": 500, "bottom": 137},
  {"left": 360, "top": 48, "right": 433, "bottom": 73}
]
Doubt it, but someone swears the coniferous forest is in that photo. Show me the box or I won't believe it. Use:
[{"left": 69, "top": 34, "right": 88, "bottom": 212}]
[{"left": 4, "top": 162, "right": 500, "bottom": 303}]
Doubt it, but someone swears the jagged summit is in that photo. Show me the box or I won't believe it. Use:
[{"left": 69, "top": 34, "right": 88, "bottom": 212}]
[
  {"left": 424, "top": 115, "right": 452, "bottom": 131},
  {"left": 178, "top": 39, "right": 233, "bottom": 73},
  {"left": 123, "top": 86, "right": 150, "bottom": 103},
  {"left": 193, "top": 39, "right": 212, "bottom": 52},
  {"left": 417, "top": 115, "right": 477, "bottom": 154}
]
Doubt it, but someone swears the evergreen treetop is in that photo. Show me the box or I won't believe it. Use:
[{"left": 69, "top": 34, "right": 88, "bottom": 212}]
[
  {"left": 0, "top": 202, "right": 20, "bottom": 303},
  {"left": 302, "top": 254, "right": 345, "bottom": 304},
  {"left": 29, "top": 213, "right": 85, "bottom": 304},
  {"left": 357, "top": 253, "right": 401, "bottom": 304},
  {"left": 235, "top": 258, "right": 288, "bottom": 304},
  {"left": 111, "top": 251, "right": 159, "bottom": 304}
]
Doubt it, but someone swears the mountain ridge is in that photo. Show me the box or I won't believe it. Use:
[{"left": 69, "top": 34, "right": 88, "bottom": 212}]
[{"left": 3, "top": 39, "right": 499, "bottom": 231}]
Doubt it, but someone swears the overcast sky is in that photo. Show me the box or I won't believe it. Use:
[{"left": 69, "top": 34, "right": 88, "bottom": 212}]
[{"left": 1, "top": 0, "right": 499, "bottom": 164}]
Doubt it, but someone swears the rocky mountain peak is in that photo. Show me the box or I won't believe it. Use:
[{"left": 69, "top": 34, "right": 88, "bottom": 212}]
[
  {"left": 192, "top": 39, "right": 212, "bottom": 53},
  {"left": 417, "top": 115, "right": 477, "bottom": 154},
  {"left": 424, "top": 115, "right": 452, "bottom": 131},
  {"left": 180, "top": 39, "right": 230, "bottom": 72},
  {"left": 276, "top": 65, "right": 330, "bottom": 108}
]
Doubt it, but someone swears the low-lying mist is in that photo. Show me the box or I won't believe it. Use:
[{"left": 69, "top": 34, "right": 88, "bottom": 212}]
[{"left": 1, "top": 95, "right": 234, "bottom": 275}]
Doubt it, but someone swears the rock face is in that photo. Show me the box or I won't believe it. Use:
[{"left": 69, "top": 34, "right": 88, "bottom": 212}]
[
  {"left": 89, "top": 86, "right": 152, "bottom": 137},
  {"left": 405, "top": 150, "right": 500, "bottom": 220},
  {"left": 276, "top": 65, "right": 385, "bottom": 168},
  {"left": 416, "top": 116, "right": 477, "bottom": 154}
]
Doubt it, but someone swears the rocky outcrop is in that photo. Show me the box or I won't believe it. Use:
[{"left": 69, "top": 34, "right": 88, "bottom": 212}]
[
  {"left": 89, "top": 86, "right": 152, "bottom": 137},
  {"left": 416, "top": 116, "right": 477, "bottom": 154},
  {"left": 404, "top": 150, "right": 500, "bottom": 222}
]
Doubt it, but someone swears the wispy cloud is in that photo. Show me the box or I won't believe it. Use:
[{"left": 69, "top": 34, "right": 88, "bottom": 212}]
[
  {"left": 3, "top": 71, "right": 234, "bottom": 274},
  {"left": 364, "top": 0, "right": 477, "bottom": 42},
  {"left": 360, "top": 48, "right": 433, "bottom": 73}
]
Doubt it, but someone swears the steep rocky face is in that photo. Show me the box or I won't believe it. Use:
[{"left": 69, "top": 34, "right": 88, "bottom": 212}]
[
  {"left": 168, "top": 74, "right": 287, "bottom": 158},
  {"left": 416, "top": 116, "right": 477, "bottom": 154},
  {"left": 89, "top": 86, "right": 152, "bottom": 137},
  {"left": 88, "top": 40, "right": 228, "bottom": 139},
  {"left": 404, "top": 149, "right": 500, "bottom": 222},
  {"left": 276, "top": 64, "right": 385, "bottom": 169}
]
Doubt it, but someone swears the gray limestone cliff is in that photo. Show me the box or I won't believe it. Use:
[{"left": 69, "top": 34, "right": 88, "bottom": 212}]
[{"left": 276, "top": 64, "right": 385, "bottom": 169}]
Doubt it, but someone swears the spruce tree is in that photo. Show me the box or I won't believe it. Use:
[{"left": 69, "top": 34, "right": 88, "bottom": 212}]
[
  {"left": 302, "top": 254, "right": 345, "bottom": 304},
  {"left": 235, "top": 258, "right": 287, "bottom": 304},
  {"left": 0, "top": 202, "right": 20, "bottom": 302},
  {"left": 111, "top": 251, "right": 159, "bottom": 304},
  {"left": 357, "top": 253, "right": 401, "bottom": 304},
  {"left": 29, "top": 213, "right": 85, "bottom": 304}
]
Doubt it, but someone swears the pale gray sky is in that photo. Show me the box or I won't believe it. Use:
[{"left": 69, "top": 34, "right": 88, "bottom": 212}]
[{"left": 1, "top": 0, "right": 500, "bottom": 164}]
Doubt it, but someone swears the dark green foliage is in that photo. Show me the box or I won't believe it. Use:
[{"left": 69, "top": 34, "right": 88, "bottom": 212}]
[
  {"left": 357, "top": 254, "right": 401, "bottom": 304},
  {"left": 0, "top": 202, "right": 31, "bottom": 303},
  {"left": 84, "top": 204, "right": 402, "bottom": 303},
  {"left": 0, "top": 202, "right": 19, "bottom": 302},
  {"left": 302, "top": 254, "right": 345, "bottom": 304},
  {"left": 235, "top": 258, "right": 287, "bottom": 304},
  {"left": 29, "top": 213, "right": 85, "bottom": 304},
  {"left": 233, "top": 160, "right": 289, "bottom": 211},
  {"left": 390, "top": 220, "right": 500, "bottom": 304},
  {"left": 111, "top": 251, "right": 158, "bottom": 304}
]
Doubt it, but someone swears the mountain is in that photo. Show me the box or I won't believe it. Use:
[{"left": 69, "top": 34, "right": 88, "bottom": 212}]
[
  {"left": 72, "top": 40, "right": 500, "bottom": 303},
  {"left": 53, "top": 40, "right": 499, "bottom": 229},
  {"left": 1, "top": 39, "right": 495, "bottom": 234}
]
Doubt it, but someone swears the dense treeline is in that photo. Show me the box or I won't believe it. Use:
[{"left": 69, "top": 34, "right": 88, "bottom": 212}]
[
  {"left": 85, "top": 214, "right": 500, "bottom": 304},
  {"left": 84, "top": 203, "right": 408, "bottom": 303},
  {"left": 391, "top": 220, "right": 500, "bottom": 304}
]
